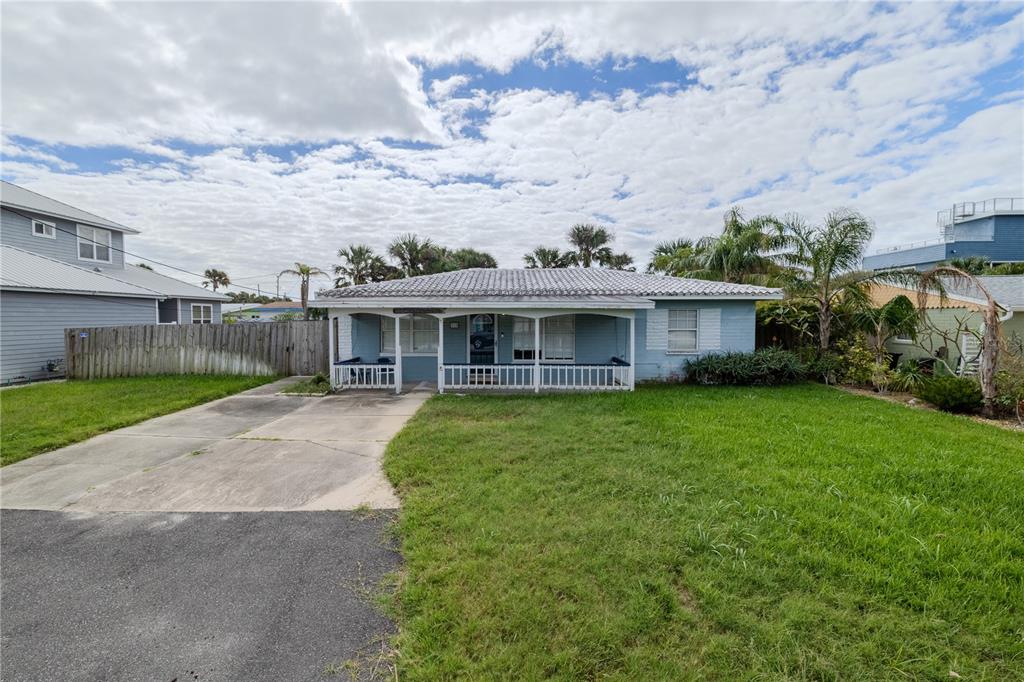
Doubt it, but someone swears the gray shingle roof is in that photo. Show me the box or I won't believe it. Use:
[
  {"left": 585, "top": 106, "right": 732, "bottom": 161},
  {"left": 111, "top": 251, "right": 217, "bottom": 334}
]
[
  {"left": 0, "top": 181, "right": 138, "bottom": 234},
  {"left": 0, "top": 245, "right": 161, "bottom": 298},
  {"left": 946, "top": 275, "right": 1024, "bottom": 310},
  {"left": 320, "top": 268, "right": 781, "bottom": 299}
]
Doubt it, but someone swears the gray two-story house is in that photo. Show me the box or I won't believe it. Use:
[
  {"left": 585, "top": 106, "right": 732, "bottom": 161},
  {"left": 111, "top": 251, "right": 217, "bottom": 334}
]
[{"left": 0, "top": 181, "right": 226, "bottom": 384}]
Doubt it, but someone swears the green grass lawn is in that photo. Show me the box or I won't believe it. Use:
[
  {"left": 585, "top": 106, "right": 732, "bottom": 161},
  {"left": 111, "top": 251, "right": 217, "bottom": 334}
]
[
  {"left": 384, "top": 383, "right": 1024, "bottom": 680},
  {"left": 1, "top": 375, "right": 277, "bottom": 465}
]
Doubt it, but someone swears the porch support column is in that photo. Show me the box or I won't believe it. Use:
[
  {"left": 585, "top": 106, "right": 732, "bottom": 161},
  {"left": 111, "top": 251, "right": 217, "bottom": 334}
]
[
  {"left": 394, "top": 316, "right": 402, "bottom": 395},
  {"left": 437, "top": 316, "right": 445, "bottom": 394},
  {"left": 628, "top": 313, "right": 636, "bottom": 391},
  {"left": 328, "top": 313, "right": 337, "bottom": 388},
  {"left": 533, "top": 316, "right": 541, "bottom": 393}
]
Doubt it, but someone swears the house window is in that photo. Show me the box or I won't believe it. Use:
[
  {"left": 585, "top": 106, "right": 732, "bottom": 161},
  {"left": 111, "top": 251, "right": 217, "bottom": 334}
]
[
  {"left": 77, "top": 225, "right": 112, "bottom": 262},
  {"left": 32, "top": 219, "right": 56, "bottom": 239},
  {"left": 511, "top": 316, "right": 576, "bottom": 361},
  {"left": 191, "top": 304, "right": 213, "bottom": 324},
  {"left": 893, "top": 333, "right": 914, "bottom": 344},
  {"left": 381, "top": 314, "right": 438, "bottom": 354},
  {"left": 667, "top": 309, "right": 698, "bottom": 353},
  {"left": 512, "top": 318, "right": 535, "bottom": 361}
]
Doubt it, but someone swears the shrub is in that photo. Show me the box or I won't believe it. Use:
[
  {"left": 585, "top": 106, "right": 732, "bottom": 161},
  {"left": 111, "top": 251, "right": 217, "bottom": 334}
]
[
  {"left": 806, "top": 352, "right": 843, "bottom": 385},
  {"left": 914, "top": 376, "right": 983, "bottom": 413},
  {"left": 686, "top": 348, "right": 805, "bottom": 386},
  {"left": 890, "top": 361, "right": 927, "bottom": 393},
  {"left": 992, "top": 352, "right": 1024, "bottom": 421}
]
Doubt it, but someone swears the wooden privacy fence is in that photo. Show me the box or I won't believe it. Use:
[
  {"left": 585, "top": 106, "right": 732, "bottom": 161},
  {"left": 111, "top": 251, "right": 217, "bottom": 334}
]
[{"left": 64, "top": 321, "right": 329, "bottom": 379}]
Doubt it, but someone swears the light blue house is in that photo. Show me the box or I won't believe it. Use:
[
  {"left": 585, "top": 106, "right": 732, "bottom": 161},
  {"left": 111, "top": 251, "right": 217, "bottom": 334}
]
[
  {"left": 314, "top": 269, "right": 781, "bottom": 392},
  {"left": 863, "top": 198, "right": 1024, "bottom": 271}
]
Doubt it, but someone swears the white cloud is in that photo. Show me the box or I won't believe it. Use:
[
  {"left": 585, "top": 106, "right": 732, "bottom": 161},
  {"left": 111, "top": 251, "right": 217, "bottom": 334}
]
[{"left": 1, "top": 1, "right": 1022, "bottom": 296}]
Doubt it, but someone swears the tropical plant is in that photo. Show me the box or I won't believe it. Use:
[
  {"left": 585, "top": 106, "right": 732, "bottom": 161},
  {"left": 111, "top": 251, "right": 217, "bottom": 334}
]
[
  {"left": 851, "top": 294, "right": 919, "bottom": 365},
  {"left": 689, "top": 208, "right": 787, "bottom": 284},
  {"left": 915, "top": 376, "right": 983, "bottom": 413},
  {"left": 601, "top": 252, "right": 635, "bottom": 271},
  {"left": 685, "top": 348, "right": 806, "bottom": 386},
  {"left": 201, "top": 268, "right": 230, "bottom": 292},
  {"left": 890, "top": 361, "right": 927, "bottom": 393},
  {"left": 334, "top": 244, "right": 389, "bottom": 287},
  {"left": 567, "top": 223, "right": 613, "bottom": 267},
  {"left": 944, "top": 256, "right": 991, "bottom": 275},
  {"left": 916, "top": 266, "right": 1003, "bottom": 417},
  {"left": 778, "top": 209, "right": 920, "bottom": 353},
  {"left": 646, "top": 239, "right": 697, "bottom": 275},
  {"left": 442, "top": 248, "right": 498, "bottom": 271},
  {"left": 523, "top": 247, "right": 575, "bottom": 268},
  {"left": 388, "top": 233, "right": 436, "bottom": 277},
  {"left": 278, "top": 262, "right": 327, "bottom": 320}
]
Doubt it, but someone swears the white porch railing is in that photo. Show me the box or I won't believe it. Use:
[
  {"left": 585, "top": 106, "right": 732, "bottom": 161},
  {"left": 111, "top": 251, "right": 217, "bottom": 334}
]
[
  {"left": 441, "top": 363, "right": 631, "bottom": 391},
  {"left": 333, "top": 362, "right": 396, "bottom": 390}
]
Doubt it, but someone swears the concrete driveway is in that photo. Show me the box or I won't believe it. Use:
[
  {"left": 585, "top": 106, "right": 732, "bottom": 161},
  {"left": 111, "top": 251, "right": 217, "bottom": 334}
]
[
  {"left": 0, "top": 378, "right": 430, "bottom": 681},
  {"left": 0, "top": 378, "right": 430, "bottom": 512}
]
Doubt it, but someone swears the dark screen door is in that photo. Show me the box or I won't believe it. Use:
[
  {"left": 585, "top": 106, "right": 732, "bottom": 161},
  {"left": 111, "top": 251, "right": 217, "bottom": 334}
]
[{"left": 469, "top": 314, "right": 495, "bottom": 364}]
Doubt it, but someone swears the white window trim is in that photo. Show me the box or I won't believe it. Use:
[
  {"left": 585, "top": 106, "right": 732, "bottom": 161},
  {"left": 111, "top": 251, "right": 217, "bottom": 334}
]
[
  {"left": 191, "top": 303, "right": 213, "bottom": 324},
  {"left": 511, "top": 317, "right": 536, "bottom": 363},
  {"left": 76, "top": 224, "right": 113, "bottom": 263},
  {"left": 666, "top": 308, "right": 699, "bottom": 354},
  {"left": 380, "top": 314, "right": 439, "bottom": 356},
  {"left": 511, "top": 316, "right": 575, "bottom": 363},
  {"left": 32, "top": 219, "right": 56, "bottom": 239},
  {"left": 893, "top": 335, "right": 915, "bottom": 345}
]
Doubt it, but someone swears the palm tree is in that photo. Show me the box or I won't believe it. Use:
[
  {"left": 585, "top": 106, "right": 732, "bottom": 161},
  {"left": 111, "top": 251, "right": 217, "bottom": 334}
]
[
  {"left": 201, "top": 268, "right": 230, "bottom": 291},
  {"left": 446, "top": 248, "right": 498, "bottom": 270},
  {"left": 778, "top": 209, "right": 919, "bottom": 352},
  {"left": 524, "top": 247, "right": 574, "bottom": 268},
  {"left": 567, "top": 223, "right": 613, "bottom": 267},
  {"left": 917, "top": 267, "right": 1002, "bottom": 417},
  {"left": 647, "top": 239, "right": 695, "bottom": 274},
  {"left": 334, "top": 244, "right": 387, "bottom": 287},
  {"left": 279, "top": 262, "right": 327, "bottom": 320},
  {"left": 944, "top": 256, "right": 990, "bottom": 275},
  {"left": 851, "top": 294, "right": 919, "bottom": 365},
  {"left": 601, "top": 252, "right": 635, "bottom": 270},
  {"left": 688, "top": 208, "right": 786, "bottom": 284},
  {"left": 388, "top": 233, "right": 435, "bottom": 277}
]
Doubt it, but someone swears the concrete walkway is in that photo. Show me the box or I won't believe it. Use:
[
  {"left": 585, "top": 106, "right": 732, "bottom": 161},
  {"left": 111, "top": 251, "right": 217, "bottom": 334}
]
[{"left": 0, "top": 378, "right": 431, "bottom": 512}]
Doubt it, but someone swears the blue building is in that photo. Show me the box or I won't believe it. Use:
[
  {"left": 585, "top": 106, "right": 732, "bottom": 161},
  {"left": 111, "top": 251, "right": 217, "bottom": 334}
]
[
  {"left": 863, "top": 198, "right": 1024, "bottom": 271},
  {"left": 312, "top": 268, "right": 782, "bottom": 393}
]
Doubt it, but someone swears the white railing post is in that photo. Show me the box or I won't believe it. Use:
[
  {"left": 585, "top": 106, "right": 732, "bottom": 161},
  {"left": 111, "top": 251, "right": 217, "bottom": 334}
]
[
  {"left": 438, "top": 317, "right": 445, "bottom": 394},
  {"left": 533, "top": 317, "right": 541, "bottom": 393},
  {"left": 328, "top": 313, "right": 337, "bottom": 387},
  {"left": 628, "top": 314, "right": 636, "bottom": 391},
  {"left": 394, "top": 316, "right": 402, "bottom": 395}
]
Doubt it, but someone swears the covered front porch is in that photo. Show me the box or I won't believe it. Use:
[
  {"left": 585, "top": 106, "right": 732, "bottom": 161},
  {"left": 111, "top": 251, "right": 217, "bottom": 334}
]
[{"left": 327, "top": 307, "right": 640, "bottom": 393}]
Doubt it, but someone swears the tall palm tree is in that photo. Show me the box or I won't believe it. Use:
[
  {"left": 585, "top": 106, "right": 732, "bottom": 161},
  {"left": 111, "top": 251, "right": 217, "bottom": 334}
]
[
  {"left": 647, "top": 238, "right": 696, "bottom": 274},
  {"left": 601, "top": 252, "right": 635, "bottom": 271},
  {"left": 567, "top": 223, "right": 613, "bottom": 267},
  {"left": 779, "top": 209, "right": 920, "bottom": 352},
  {"left": 388, "top": 233, "right": 435, "bottom": 277},
  {"left": 688, "top": 208, "right": 786, "bottom": 284},
  {"left": 851, "top": 294, "right": 919, "bottom": 365},
  {"left": 334, "top": 244, "right": 387, "bottom": 287},
  {"left": 523, "top": 247, "right": 574, "bottom": 268},
  {"left": 446, "top": 248, "right": 498, "bottom": 270},
  {"left": 279, "top": 262, "right": 327, "bottom": 320},
  {"left": 201, "top": 268, "right": 230, "bottom": 292}
]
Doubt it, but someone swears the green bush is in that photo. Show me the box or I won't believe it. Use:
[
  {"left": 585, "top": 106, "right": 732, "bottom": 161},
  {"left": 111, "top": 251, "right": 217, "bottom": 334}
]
[
  {"left": 890, "top": 361, "right": 927, "bottom": 393},
  {"left": 914, "top": 376, "right": 983, "bottom": 413},
  {"left": 686, "top": 348, "right": 805, "bottom": 386},
  {"left": 993, "top": 354, "right": 1024, "bottom": 420},
  {"left": 806, "top": 352, "right": 843, "bottom": 385}
]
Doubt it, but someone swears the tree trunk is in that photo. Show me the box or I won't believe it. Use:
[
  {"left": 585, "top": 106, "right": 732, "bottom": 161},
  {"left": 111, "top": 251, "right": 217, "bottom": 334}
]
[
  {"left": 301, "top": 279, "right": 310, "bottom": 321},
  {"left": 979, "top": 307, "right": 1000, "bottom": 418},
  {"left": 818, "top": 301, "right": 832, "bottom": 353}
]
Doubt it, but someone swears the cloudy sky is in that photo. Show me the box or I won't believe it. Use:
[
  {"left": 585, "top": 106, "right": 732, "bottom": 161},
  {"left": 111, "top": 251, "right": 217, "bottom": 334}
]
[{"left": 2, "top": 2, "right": 1022, "bottom": 297}]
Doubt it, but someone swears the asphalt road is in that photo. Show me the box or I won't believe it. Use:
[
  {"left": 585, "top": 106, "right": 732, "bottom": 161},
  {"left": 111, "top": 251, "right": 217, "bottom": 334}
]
[{"left": 0, "top": 510, "right": 400, "bottom": 682}]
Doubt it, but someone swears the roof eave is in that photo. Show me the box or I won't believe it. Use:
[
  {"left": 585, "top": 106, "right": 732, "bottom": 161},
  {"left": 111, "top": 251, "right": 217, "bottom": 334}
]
[{"left": 0, "top": 201, "right": 140, "bottom": 234}]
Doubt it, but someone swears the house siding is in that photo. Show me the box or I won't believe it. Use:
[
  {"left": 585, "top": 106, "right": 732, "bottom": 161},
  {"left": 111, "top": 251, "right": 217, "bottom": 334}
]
[
  {"left": 863, "top": 215, "right": 1024, "bottom": 270},
  {"left": 0, "top": 290, "right": 157, "bottom": 383},
  {"left": 177, "top": 299, "right": 222, "bottom": 324},
  {"left": 1, "top": 207, "right": 126, "bottom": 269},
  {"left": 343, "top": 302, "right": 759, "bottom": 384}
]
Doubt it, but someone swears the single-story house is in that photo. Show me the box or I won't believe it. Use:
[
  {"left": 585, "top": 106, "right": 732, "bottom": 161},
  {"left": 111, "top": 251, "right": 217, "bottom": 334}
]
[
  {"left": 312, "top": 268, "right": 782, "bottom": 393},
  {"left": 223, "top": 301, "right": 305, "bottom": 322},
  {"left": 0, "top": 181, "right": 227, "bottom": 383},
  {"left": 870, "top": 275, "right": 1023, "bottom": 374}
]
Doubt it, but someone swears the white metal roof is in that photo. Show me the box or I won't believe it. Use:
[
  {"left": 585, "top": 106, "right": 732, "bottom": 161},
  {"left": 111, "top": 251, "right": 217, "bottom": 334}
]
[
  {"left": 0, "top": 181, "right": 139, "bottom": 234},
  {"left": 318, "top": 268, "right": 782, "bottom": 301},
  {"left": 100, "top": 264, "right": 229, "bottom": 301},
  {"left": 0, "top": 245, "right": 161, "bottom": 299}
]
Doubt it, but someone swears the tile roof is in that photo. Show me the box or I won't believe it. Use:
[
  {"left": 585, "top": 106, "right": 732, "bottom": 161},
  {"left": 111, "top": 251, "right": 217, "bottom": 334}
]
[
  {"left": 1, "top": 181, "right": 138, "bottom": 233},
  {"left": 319, "top": 268, "right": 781, "bottom": 299},
  {"left": 0, "top": 245, "right": 161, "bottom": 298}
]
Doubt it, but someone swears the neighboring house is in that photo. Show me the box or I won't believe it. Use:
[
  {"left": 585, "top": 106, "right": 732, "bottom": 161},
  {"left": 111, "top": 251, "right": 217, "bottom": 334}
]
[
  {"left": 0, "top": 181, "right": 227, "bottom": 383},
  {"left": 870, "top": 276, "right": 1024, "bottom": 374},
  {"left": 863, "top": 197, "right": 1024, "bottom": 271},
  {"left": 312, "top": 268, "right": 782, "bottom": 393},
  {"left": 223, "top": 301, "right": 304, "bottom": 322}
]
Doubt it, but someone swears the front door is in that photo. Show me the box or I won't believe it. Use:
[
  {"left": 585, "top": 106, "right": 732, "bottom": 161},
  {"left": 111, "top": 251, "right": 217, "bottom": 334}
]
[{"left": 469, "top": 314, "right": 496, "bottom": 364}]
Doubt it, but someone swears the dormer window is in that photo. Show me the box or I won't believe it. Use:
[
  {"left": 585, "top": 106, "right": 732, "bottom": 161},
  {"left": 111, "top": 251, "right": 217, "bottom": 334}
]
[
  {"left": 77, "top": 225, "right": 112, "bottom": 263},
  {"left": 32, "top": 219, "right": 56, "bottom": 239}
]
